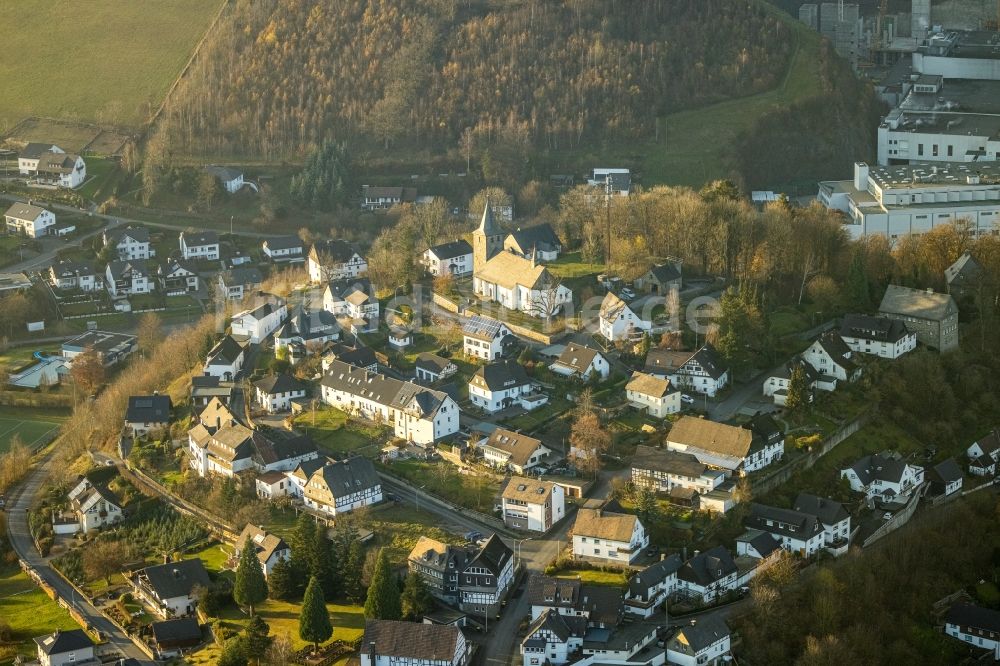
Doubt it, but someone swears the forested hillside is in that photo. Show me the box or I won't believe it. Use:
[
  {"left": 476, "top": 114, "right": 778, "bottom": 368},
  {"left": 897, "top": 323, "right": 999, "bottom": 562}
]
[{"left": 158, "top": 0, "right": 794, "bottom": 159}]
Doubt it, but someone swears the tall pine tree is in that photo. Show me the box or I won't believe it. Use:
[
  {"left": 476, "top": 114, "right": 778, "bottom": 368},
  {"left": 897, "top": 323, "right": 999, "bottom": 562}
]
[
  {"left": 244, "top": 615, "right": 273, "bottom": 666},
  {"left": 234, "top": 537, "right": 268, "bottom": 616},
  {"left": 299, "top": 576, "right": 333, "bottom": 655},
  {"left": 342, "top": 540, "right": 365, "bottom": 603},
  {"left": 313, "top": 527, "right": 339, "bottom": 599},
  {"left": 846, "top": 250, "right": 872, "bottom": 311},
  {"left": 268, "top": 558, "right": 295, "bottom": 601},
  {"left": 364, "top": 549, "right": 402, "bottom": 620},
  {"left": 400, "top": 571, "right": 434, "bottom": 620}
]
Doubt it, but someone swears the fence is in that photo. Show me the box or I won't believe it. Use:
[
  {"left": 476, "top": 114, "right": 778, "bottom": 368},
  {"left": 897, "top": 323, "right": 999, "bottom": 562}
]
[
  {"left": 862, "top": 484, "right": 925, "bottom": 547},
  {"left": 432, "top": 292, "right": 461, "bottom": 313}
]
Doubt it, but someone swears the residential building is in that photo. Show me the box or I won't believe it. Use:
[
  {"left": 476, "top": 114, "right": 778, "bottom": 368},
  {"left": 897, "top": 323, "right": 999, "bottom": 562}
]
[
  {"left": 21, "top": 146, "right": 86, "bottom": 188},
  {"left": 323, "top": 277, "right": 379, "bottom": 329},
  {"left": 408, "top": 534, "right": 514, "bottom": 616},
  {"left": 521, "top": 610, "right": 586, "bottom": 666},
  {"left": 500, "top": 478, "right": 565, "bottom": 532},
  {"left": 631, "top": 445, "right": 726, "bottom": 498},
  {"left": 360, "top": 619, "right": 468, "bottom": 666},
  {"left": 157, "top": 259, "right": 199, "bottom": 295},
  {"left": 217, "top": 267, "right": 264, "bottom": 301},
  {"left": 623, "top": 555, "right": 683, "bottom": 617},
  {"left": 68, "top": 480, "right": 123, "bottom": 533},
  {"left": 549, "top": 344, "right": 609, "bottom": 381},
  {"left": 840, "top": 452, "right": 925, "bottom": 501},
  {"left": 462, "top": 316, "right": 513, "bottom": 361},
  {"left": 106, "top": 260, "right": 153, "bottom": 297},
  {"left": 503, "top": 223, "right": 562, "bottom": 262},
  {"left": 928, "top": 458, "right": 964, "bottom": 497},
  {"left": 150, "top": 617, "right": 202, "bottom": 659},
  {"left": 468, "top": 360, "right": 540, "bottom": 413},
  {"left": 802, "top": 331, "right": 861, "bottom": 385},
  {"left": 625, "top": 372, "right": 680, "bottom": 418},
  {"left": 190, "top": 375, "right": 234, "bottom": 408},
  {"left": 125, "top": 394, "right": 171, "bottom": 437},
  {"left": 477, "top": 428, "right": 553, "bottom": 475},
  {"left": 665, "top": 617, "right": 731, "bottom": 666},
  {"left": 320, "top": 359, "right": 460, "bottom": 445},
  {"left": 945, "top": 251, "right": 985, "bottom": 298},
  {"left": 571, "top": 508, "right": 648, "bottom": 564},
  {"left": 205, "top": 165, "right": 244, "bottom": 193},
  {"left": 473, "top": 251, "right": 572, "bottom": 318},
  {"left": 262, "top": 235, "right": 304, "bottom": 262},
  {"left": 736, "top": 530, "right": 782, "bottom": 561},
  {"left": 61, "top": 331, "right": 136, "bottom": 365},
  {"left": 49, "top": 259, "right": 99, "bottom": 291},
  {"left": 658, "top": 344, "right": 729, "bottom": 397},
  {"left": 676, "top": 546, "right": 739, "bottom": 603},
  {"left": 361, "top": 185, "right": 418, "bottom": 211},
  {"left": 598, "top": 292, "right": 649, "bottom": 342},
  {"left": 793, "top": 493, "right": 851, "bottom": 552},
  {"left": 525, "top": 575, "right": 624, "bottom": 627},
  {"left": 230, "top": 299, "right": 288, "bottom": 344},
  {"left": 666, "top": 416, "right": 784, "bottom": 474},
  {"left": 879, "top": 284, "right": 960, "bottom": 352},
  {"left": 303, "top": 456, "right": 383, "bottom": 516},
  {"left": 273, "top": 306, "right": 341, "bottom": 352},
  {"left": 18, "top": 142, "right": 60, "bottom": 172},
  {"left": 235, "top": 524, "right": 290, "bottom": 577},
  {"left": 818, "top": 161, "right": 1000, "bottom": 241},
  {"left": 744, "top": 503, "right": 826, "bottom": 557},
  {"left": 423, "top": 240, "right": 473, "bottom": 277},
  {"left": 967, "top": 429, "right": 1000, "bottom": 477},
  {"left": 130, "top": 558, "right": 210, "bottom": 618},
  {"left": 587, "top": 168, "right": 631, "bottom": 195},
  {"left": 634, "top": 261, "right": 682, "bottom": 294},
  {"left": 203, "top": 335, "right": 246, "bottom": 380},
  {"left": 104, "top": 226, "right": 153, "bottom": 261},
  {"left": 415, "top": 353, "right": 458, "bottom": 383},
  {"left": 308, "top": 239, "right": 367, "bottom": 283},
  {"left": 970, "top": 454, "right": 997, "bottom": 477},
  {"left": 253, "top": 373, "right": 307, "bottom": 413},
  {"left": 944, "top": 603, "right": 1000, "bottom": 657},
  {"left": 838, "top": 313, "right": 917, "bottom": 359},
  {"left": 34, "top": 629, "right": 96, "bottom": 666},
  {"left": 763, "top": 356, "right": 821, "bottom": 406},
  {"left": 179, "top": 231, "right": 220, "bottom": 261},
  {"left": 322, "top": 343, "right": 378, "bottom": 373},
  {"left": 5, "top": 202, "right": 56, "bottom": 237}
]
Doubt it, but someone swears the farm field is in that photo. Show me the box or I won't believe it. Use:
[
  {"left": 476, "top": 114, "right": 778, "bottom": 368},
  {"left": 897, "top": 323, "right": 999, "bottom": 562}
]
[
  {"left": 0, "top": 563, "right": 80, "bottom": 663},
  {"left": 0, "top": 1, "right": 225, "bottom": 128}
]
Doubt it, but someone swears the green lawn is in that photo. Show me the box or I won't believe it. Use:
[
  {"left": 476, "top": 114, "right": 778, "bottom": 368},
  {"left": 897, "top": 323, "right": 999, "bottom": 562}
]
[
  {"left": 0, "top": 565, "right": 81, "bottom": 663},
  {"left": 0, "top": 1, "right": 226, "bottom": 127},
  {"left": 292, "top": 407, "right": 383, "bottom": 455},
  {"left": 382, "top": 459, "right": 500, "bottom": 514},
  {"left": 212, "top": 597, "right": 365, "bottom": 653},
  {"left": 0, "top": 405, "right": 67, "bottom": 452},
  {"left": 555, "top": 568, "right": 627, "bottom": 588},
  {"left": 367, "top": 504, "right": 464, "bottom": 563},
  {"left": 502, "top": 395, "right": 574, "bottom": 433},
  {"left": 0, "top": 346, "right": 47, "bottom": 375},
  {"left": 548, "top": 252, "right": 606, "bottom": 281}
]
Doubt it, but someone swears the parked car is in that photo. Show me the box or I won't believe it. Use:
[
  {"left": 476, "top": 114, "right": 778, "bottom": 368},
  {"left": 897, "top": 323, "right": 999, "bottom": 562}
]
[
  {"left": 680, "top": 394, "right": 695, "bottom": 405},
  {"left": 464, "top": 530, "right": 483, "bottom": 542},
  {"left": 620, "top": 287, "right": 635, "bottom": 300}
]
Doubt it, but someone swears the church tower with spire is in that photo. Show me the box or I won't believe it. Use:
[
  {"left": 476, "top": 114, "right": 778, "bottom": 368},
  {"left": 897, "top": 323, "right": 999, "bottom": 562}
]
[{"left": 472, "top": 202, "right": 504, "bottom": 274}]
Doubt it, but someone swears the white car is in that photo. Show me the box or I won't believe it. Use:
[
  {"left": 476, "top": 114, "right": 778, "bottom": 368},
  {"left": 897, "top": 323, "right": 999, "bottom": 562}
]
[
  {"left": 680, "top": 394, "right": 694, "bottom": 405},
  {"left": 620, "top": 288, "right": 635, "bottom": 300}
]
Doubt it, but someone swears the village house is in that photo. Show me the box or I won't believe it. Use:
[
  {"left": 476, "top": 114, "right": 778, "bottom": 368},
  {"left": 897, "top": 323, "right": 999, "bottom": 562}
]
[
  {"left": 274, "top": 306, "right": 341, "bottom": 353},
  {"left": 217, "top": 267, "right": 264, "bottom": 300},
  {"left": 469, "top": 360, "right": 543, "bottom": 413},
  {"left": 58, "top": 478, "right": 123, "bottom": 534},
  {"left": 320, "top": 359, "right": 460, "bottom": 445},
  {"left": 463, "top": 315, "right": 514, "bottom": 361},
  {"left": 235, "top": 524, "right": 290, "bottom": 577},
  {"left": 927, "top": 458, "right": 964, "bottom": 497},
  {"left": 205, "top": 165, "right": 244, "bottom": 193},
  {"left": 793, "top": 493, "right": 851, "bottom": 554},
  {"left": 966, "top": 429, "right": 1000, "bottom": 474},
  {"left": 631, "top": 445, "right": 727, "bottom": 499},
  {"left": 262, "top": 235, "right": 305, "bottom": 262},
  {"left": 634, "top": 260, "right": 683, "bottom": 295},
  {"left": 179, "top": 230, "right": 220, "bottom": 261},
  {"left": 158, "top": 259, "right": 199, "bottom": 295},
  {"left": 744, "top": 503, "right": 826, "bottom": 557},
  {"left": 571, "top": 508, "right": 648, "bottom": 565},
  {"left": 944, "top": 603, "right": 1000, "bottom": 657},
  {"left": 149, "top": 617, "right": 202, "bottom": 659},
  {"left": 525, "top": 575, "right": 624, "bottom": 627},
  {"left": 17, "top": 142, "right": 60, "bottom": 172},
  {"left": 203, "top": 335, "right": 246, "bottom": 380},
  {"left": 665, "top": 617, "right": 732, "bottom": 666},
  {"left": 61, "top": 330, "right": 137, "bottom": 366},
  {"left": 308, "top": 239, "right": 367, "bottom": 283},
  {"left": 408, "top": 534, "right": 514, "bottom": 616},
  {"left": 104, "top": 226, "right": 153, "bottom": 261},
  {"left": 521, "top": 609, "right": 586, "bottom": 666},
  {"left": 762, "top": 356, "right": 821, "bottom": 406},
  {"left": 130, "top": 558, "right": 210, "bottom": 618},
  {"left": 302, "top": 456, "right": 383, "bottom": 516},
  {"left": 423, "top": 240, "right": 474, "bottom": 277},
  {"left": 361, "top": 185, "right": 418, "bottom": 211},
  {"left": 549, "top": 344, "right": 609, "bottom": 381},
  {"left": 588, "top": 168, "right": 631, "bottom": 195},
  {"left": 623, "top": 554, "right": 683, "bottom": 617},
  {"left": 106, "top": 260, "right": 153, "bottom": 298},
  {"left": 840, "top": 452, "right": 925, "bottom": 501},
  {"left": 676, "top": 546, "right": 739, "bottom": 603},
  {"left": 49, "top": 259, "right": 99, "bottom": 291},
  {"left": 666, "top": 416, "right": 784, "bottom": 475},
  {"left": 323, "top": 277, "right": 379, "bottom": 326},
  {"left": 322, "top": 343, "right": 378, "bottom": 373},
  {"left": 838, "top": 314, "right": 917, "bottom": 359},
  {"left": 253, "top": 373, "right": 308, "bottom": 413},
  {"left": 415, "top": 353, "right": 458, "bottom": 383},
  {"left": 503, "top": 223, "right": 563, "bottom": 261},
  {"left": 644, "top": 344, "right": 729, "bottom": 397},
  {"left": 801, "top": 331, "right": 862, "bottom": 384},
  {"left": 735, "top": 530, "right": 783, "bottom": 561},
  {"left": 125, "top": 394, "right": 171, "bottom": 437},
  {"left": 878, "top": 284, "right": 959, "bottom": 352},
  {"left": 255, "top": 456, "right": 329, "bottom": 500},
  {"left": 473, "top": 250, "right": 572, "bottom": 318},
  {"left": 625, "top": 372, "right": 680, "bottom": 418},
  {"left": 34, "top": 629, "right": 96, "bottom": 666},
  {"left": 945, "top": 251, "right": 985, "bottom": 299},
  {"left": 361, "top": 619, "right": 469, "bottom": 666},
  {"left": 230, "top": 299, "right": 288, "bottom": 344},
  {"left": 190, "top": 375, "right": 234, "bottom": 408},
  {"left": 19, "top": 143, "right": 87, "bottom": 188},
  {"left": 500, "top": 478, "right": 565, "bottom": 532},
  {"left": 5, "top": 201, "right": 56, "bottom": 237},
  {"left": 598, "top": 292, "right": 649, "bottom": 342},
  {"left": 478, "top": 428, "right": 553, "bottom": 475}
]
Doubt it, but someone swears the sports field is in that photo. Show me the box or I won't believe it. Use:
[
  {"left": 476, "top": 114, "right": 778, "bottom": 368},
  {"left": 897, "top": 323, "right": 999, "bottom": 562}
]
[
  {"left": 0, "top": 409, "right": 65, "bottom": 452},
  {"left": 0, "top": 1, "right": 225, "bottom": 128}
]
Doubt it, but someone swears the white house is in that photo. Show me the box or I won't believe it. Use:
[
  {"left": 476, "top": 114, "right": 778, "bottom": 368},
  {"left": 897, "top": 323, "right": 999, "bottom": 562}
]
[
  {"left": 631, "top": 445, "right": 727, "bottom": 498},
  {"left": 217, "top": 267, "right": 263, "bottom": 300},
  {"left": 179, "top": 230, "right": 220, "bottom": 261},
  {"left": 793, "top": 493, "right": 851, "bottom": 554},
  {"left": 676, "top": 546, "right": 739, "bottom": 603},
  {"left": 666, "top": 416, "right": 783, "bottom": 475},
  {"left": 205, "top": 165, "right": 244, "bottom": 193},
  {"left": 665, "top": 617, "right": 731, "bottom": 666},
  {"left": 361, "top": 185, "right": 418, "bottom": 211},
  {"left": 303, "top": 457, "right": 383, "bottom": 516},
  {"left": 838, "top": 314, "right": 917, "bottom": 360},
  {"left": 230, "top": 299, "right": 288, "bottom": 344},
  {"left": 463, "top": 316, "right": 513, "bottom": 361},
  {"left": 966, "top": 429, "right": 1000, "bottom": 470},
  {"left": 473, "top": 251, "right": 573, "bottom": 318},
  {"left": 263, "top": 235, "right": 304, "bottom": 262},
  {"left": 320, "top": 359, "right": 460, "bottom": 445},
  {"left": 324, "top": 277, "right": 379, "bottom": 327},
  {"left": 49, "top": 260, "right": 99, "bottom": 291},
  {"left": 468, "top": 360, "right": 538, "bottom": 413},
  {"left": 423, "top": 240, "right": 473, "bottom": 277},
  {"left": 131, "top": 558, "right": 210, "bottom": 619},
  {"left": 549, "top": 344, "right": 609, "bottom": 381},
  {"left": 625, "top": 372, "right": 680, "bottom": 418},
  {"left": 944, "top": 603, "right": 1000, "bottom": 658},
  {"left": 4, "top": 202, "right": 56, "bottom": 238},
  {"left": 34, "top": 629, "right": 96, "bottom": 666},
  {"left": 501, "top": 478, "right": 565, "bottom": 533},
  {"left": 571, "top": 508, "right": 648, "bottom": 564},
  {"left": 253, "top": 373, "right": 307, "bottom": 413},
  {"left": 840, "top": 452, "right": 925, "bottom": 501},
  {"left": 763, "top": 356, "right": 821, "bottom": 407},
  {"left": 20, "top": 144, "right": 86, "bottom": 188},
  {"left": 744, "top": 503, "right": 826, "bottom": 557},
  {"left": 652, "top": 344, "right": 729, "bottom": 398},
  {"left": 623, "top": 554, "right": 683, "bottom": 617},
  {"left": 106, "top": 260, "right": 153, "bottom": 297},
  {"left": 18, "top": 143, "right": 60, "bottom": 174},
  {"left": 273, "top": 306, "right": 341, "bottom": 353},
  {"left": 235, "top": 524, "right": 290, "bottom": 578},
  {"left": 928, "top": 458, "right": 964, "bottom": 498},
  {"left": 801, "top": 332, "right": 862, "bottom": 384},
  {"left": 503, "top": 223, "right": 562, "bottom": 262},
  {"left": 598, "top": 292, "right": 649, "bottom": 342},
  {"left": 308, "top": 239, "right": 367, "bottom": 283},
  {"left": 587, "top": 168, "right": 631, "bottom": 195},
  {"left": 478, "top": 428, "right": 553, "bottom": 475},
  {"left": 520, "top": 610, "right": 585, "bottom": 666},
  {"left": 361, "top": 620, "right": 469, "bottom": 666},
  {"left": 104, "top": 226, "right": 153, "bottom": 260},
  {"left": 125, "top": 394, "right": 171, "bottom": 437},
  {"left": 415, "top": 353, "right": 458, "bottom": 383},
  {"left": 158, "top": 259, "right": 199, "bottom": 295},
  {"left": 204, "top": 335, "right": 245, "bottom": 380},
  {"left": 67, "top": 479, "right": 123, "bottom": 533}
]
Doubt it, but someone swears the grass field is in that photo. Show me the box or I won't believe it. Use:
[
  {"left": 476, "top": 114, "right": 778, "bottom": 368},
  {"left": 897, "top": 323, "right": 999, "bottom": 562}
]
[
  {"left": 0, "top": 404, "right": 66, "bottom": 452},
  {"left": 0, "top": 564, "right": 80, "bottom": 663},
  {"left": 0, "top": 1, "right": 225, "bottom": 128},
  {"left": 555, "top": 568, "right": 627, "bottom": 588}
]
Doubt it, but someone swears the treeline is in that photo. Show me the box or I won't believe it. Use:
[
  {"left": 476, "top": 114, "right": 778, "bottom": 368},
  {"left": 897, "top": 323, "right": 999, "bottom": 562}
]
[{"left": 157, "top": 0, "right": 793, "bottom": 159}]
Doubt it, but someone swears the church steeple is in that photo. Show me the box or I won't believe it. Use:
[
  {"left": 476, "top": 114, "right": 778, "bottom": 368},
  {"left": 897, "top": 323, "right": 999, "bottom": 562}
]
[{"left": 473, "top": 202, "right": 504, "bottom": 275}]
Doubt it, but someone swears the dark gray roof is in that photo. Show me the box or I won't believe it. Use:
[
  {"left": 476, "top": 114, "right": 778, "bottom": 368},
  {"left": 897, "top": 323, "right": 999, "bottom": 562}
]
[
  {"left": 667, "top": 616, "right": 729, "bottom": 654},
  {"left": 427, "top": 239, "right": 472, "bottom": 260},
  {"left": 254, "top": 373, "right": 307, "bottom": 396},
  {"left": 678, "top": 546, "right": 737, "bottom": 586},
  {"left": 253, "top": 434, "right": 317, "bottom": 466},
  {"left": 150, "top": 617, "right": 201, "bottom": 645},
  {"left": 793, "top": 493, "right": 848, "bottom": 525},
  {"left": 20, "top": 142, "right": 59, "bottom": 159},
  {"left": 321, "top": 360, "right": 450, "bottom": 418},
  {"left": 220, "top": 267, "right": 263, "bottom": 288},
  {"left": 182, "top": 230, "right": 218, "bottom": 247},
  {"left": 264, "top": 235, "right": 303, "bottom": 251},
  {"left": 205, "top": 165, "right": 243, "bottom": 182},
  {"left": 363, "top": 619, "right": 461, "bottom": 662},
  {"left": 839, "top": 314, "right": 911, "bottom": 344},
  {"left": 632, "top": 445, "right": 707, "bottom": 479},
  {"left": 879, "top": 284, "right": 957, "bottom": 321},
  {"left": 311, "top": 239, "right": 360, "bottom": 263},
  {"left": 34, "top": 628, "right": 93, "bottom": 655},
  {"left": 814, "top": 331, "right": 858, "bottom": 374},
  {"left": 746, "top": 503, "right": 823, "bottom": 542},
  {"left": 845, "top": 452, "right": 910, "bottom": 485},
  {"left": 206, "top": 336, "right": 244, "bottom": 366},
  {"left": 526, "top": 574, "right": 581, "bottom": 608},
  {"left": 138, "top": 558, "right": 210, "bottom": 600},
  {"left": 646, "top": 262, "right": 681, "bottom": 284},
  {"left": 107, "top": 259, "right": 150, "bottom": 280},
  {"left": 462, "top": 315, "right": 508, "bottom": 341},
  {"left": 126, "top": 394, "right": 171, "bottom": 424},
  {"left": 51, "top": 259, "right": 95, "bottom": 278},
  {"left": 931, "top": 458, "right": 964, "bottom": 484},
  {"left": 328, "top": 344, "right": 378, "bottom": 370},
  {"left": 683, "top": 344, "right": 727, "bottom": 380},
  {"left": 315, "top": 457, "right": 380, "bottom": 500},
  {"left": 507, "top": 224, "right": 561, "bottom": 254},
  {"left": 627, "top": 554, "right": 682, "bottom": 598},
  {"left": 945, "top": 252, "right": 984, "bottom": 287},
  {"left": 465, "top": 534, "right": 512, "bottom": 577},
  {"left": 471, "top": 360, "right": 530, "bottom": 392},
  {"left": 946, "top": 603, "right": 1000, "bottom": 633},
  {"left": 415, "top": 352, "right": 454, "bottom": 374},
  {"left": 160, "top": 258, "right": 197, "bottom": 277},
  {"left": 740, "top": 530, "right": 782, "bottom": 558},
  {"left": 107, "top": 225, "right": 150, "bottom": 245}
]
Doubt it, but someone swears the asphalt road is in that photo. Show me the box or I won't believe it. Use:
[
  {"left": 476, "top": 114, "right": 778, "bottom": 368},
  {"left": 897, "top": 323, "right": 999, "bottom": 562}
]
[{"left": 5, "top": 454, "right": 153, "bottom": 664}]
